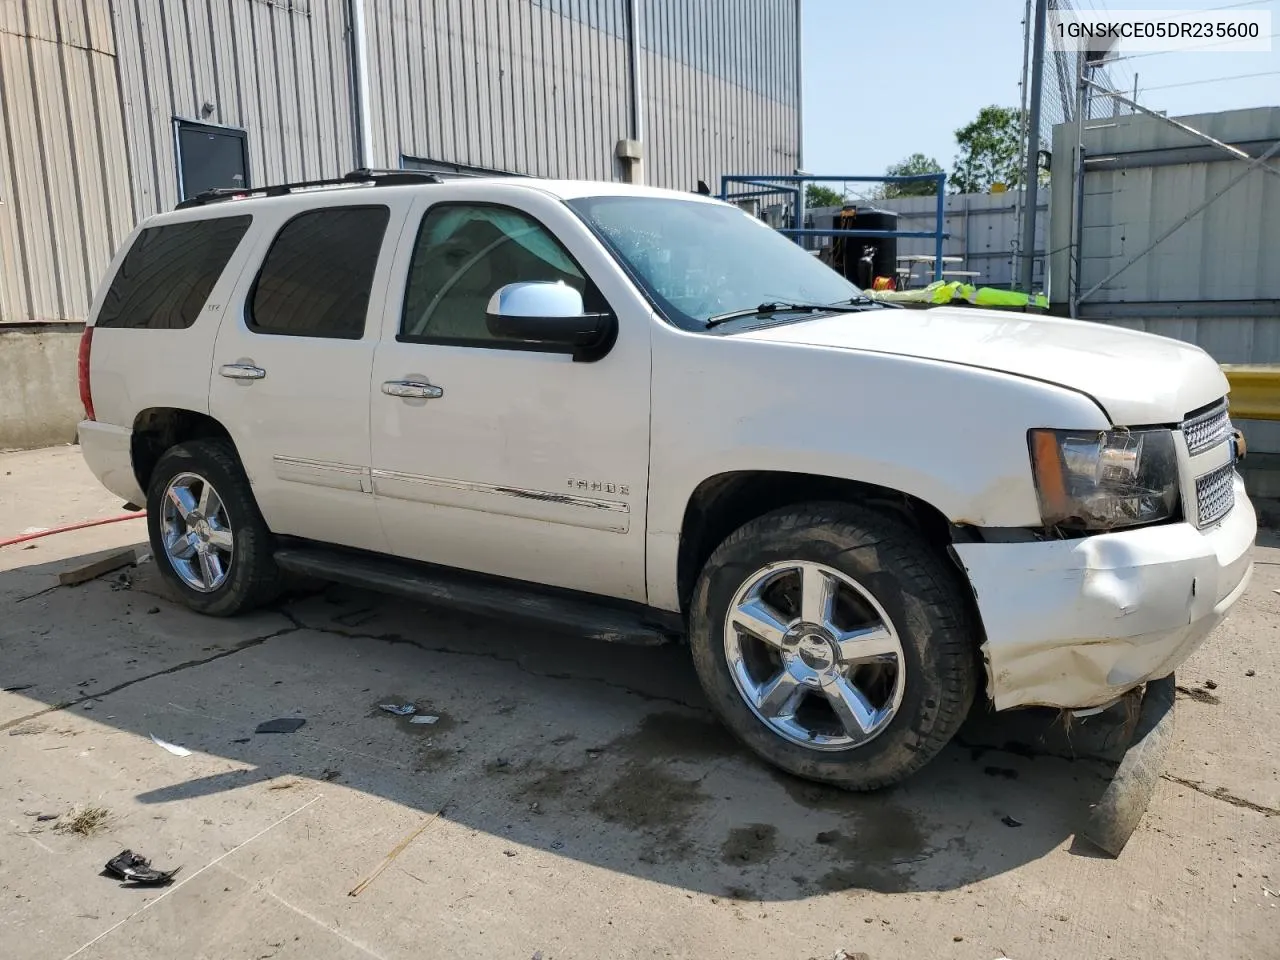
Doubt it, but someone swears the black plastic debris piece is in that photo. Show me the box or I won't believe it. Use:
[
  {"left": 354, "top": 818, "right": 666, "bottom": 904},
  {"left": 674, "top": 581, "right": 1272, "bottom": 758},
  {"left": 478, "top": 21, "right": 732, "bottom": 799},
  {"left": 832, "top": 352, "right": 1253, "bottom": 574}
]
[
  {"left": 104, "top": 849, "right": 180, "bottom": 885},
  {"left": 231, "top": 738, "right": 251, "bottom": 744},
  {"left": 2, "top": 684, "right": 34, "bottom": 693},
  {"left": 35, "top": 814, "right": 58, "bottom": 822},
  {"left": 1001, "top": 815, "right": 1023, "bottom": 828},
  {"left": 255, "top": 718, "right": 306, "bottom": 734}
]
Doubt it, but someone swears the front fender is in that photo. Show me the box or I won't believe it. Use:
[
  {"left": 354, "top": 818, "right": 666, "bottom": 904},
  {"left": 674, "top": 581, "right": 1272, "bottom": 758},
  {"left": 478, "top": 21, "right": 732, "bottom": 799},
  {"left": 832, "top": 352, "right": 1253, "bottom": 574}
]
[{"left": 645, "top": 330, "right": 1109, "bottom": 610}]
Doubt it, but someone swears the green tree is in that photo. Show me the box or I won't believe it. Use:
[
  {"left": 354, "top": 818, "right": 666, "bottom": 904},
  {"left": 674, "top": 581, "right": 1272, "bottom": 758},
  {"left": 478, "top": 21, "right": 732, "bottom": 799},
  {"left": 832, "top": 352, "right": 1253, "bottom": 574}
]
[
  {"left": 883, "top": 153, "right": 944, "bottom": 197},
  {"left": 951, "top": 105, "right": 1024, "bottom": 194},
  {"left": 804, "top": 184, "right": 846, "bottom": 208}
]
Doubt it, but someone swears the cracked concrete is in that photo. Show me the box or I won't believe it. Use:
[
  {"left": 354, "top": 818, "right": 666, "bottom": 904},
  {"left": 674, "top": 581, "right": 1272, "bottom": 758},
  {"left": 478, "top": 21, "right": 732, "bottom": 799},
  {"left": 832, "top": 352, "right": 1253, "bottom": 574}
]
[
  {"left": 1162, "top": 774, "right": 1280, "bottom": 818},
  {"left": 1, "top": 445, "right": 1278, "bottom": 960}
]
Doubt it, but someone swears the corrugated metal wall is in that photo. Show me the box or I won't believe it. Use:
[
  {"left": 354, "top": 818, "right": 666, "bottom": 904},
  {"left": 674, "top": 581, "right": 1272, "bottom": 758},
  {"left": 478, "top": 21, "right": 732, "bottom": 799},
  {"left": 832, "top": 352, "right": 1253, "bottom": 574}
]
[
  {"left": 0, "top": 0, "right": 356, "bottom": 325},
  {"left": 112, "top": 0, "right": 357, "bottom": 217},
  {"left": 364, "top": 0, "right": 632, "bottom": 179},
  {"left": 1051, "top": 107, "right": 1280, "bottom": 309},
  {"left": 2, "top": 0, "right": 798, "bottom": 325},
  {"left": 0, "top": 0, "right": 131, "bottom": 323},
  {"left": 365, "top": 0, "right": 798, "bottom": 188},
  {"left": 1048, "top": 107, "right": 1280, "bottom": 451},
  {"left": 641, "top": 0, "right": 797, "bottom": 190}
]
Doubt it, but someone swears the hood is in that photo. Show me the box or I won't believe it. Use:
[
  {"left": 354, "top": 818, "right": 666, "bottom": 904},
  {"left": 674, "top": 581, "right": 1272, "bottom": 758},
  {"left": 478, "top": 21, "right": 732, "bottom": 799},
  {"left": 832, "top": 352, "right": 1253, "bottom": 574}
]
[{"left": 737, "top": 307, "right": 1228, "bottom": 425}]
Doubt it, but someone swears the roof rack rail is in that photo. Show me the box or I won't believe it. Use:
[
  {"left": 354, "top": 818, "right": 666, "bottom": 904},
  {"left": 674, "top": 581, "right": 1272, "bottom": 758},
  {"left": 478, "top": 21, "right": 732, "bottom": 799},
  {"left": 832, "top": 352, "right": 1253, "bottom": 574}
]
[{"left": 174, "top": 168, "right": 443, "bottom": 210}]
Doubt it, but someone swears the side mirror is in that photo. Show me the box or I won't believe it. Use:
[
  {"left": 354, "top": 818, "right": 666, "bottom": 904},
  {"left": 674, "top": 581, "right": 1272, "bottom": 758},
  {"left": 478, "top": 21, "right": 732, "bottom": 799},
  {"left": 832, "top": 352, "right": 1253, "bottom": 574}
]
[{"left": 485, "top": 281, "right": 616, "bottom": 362}]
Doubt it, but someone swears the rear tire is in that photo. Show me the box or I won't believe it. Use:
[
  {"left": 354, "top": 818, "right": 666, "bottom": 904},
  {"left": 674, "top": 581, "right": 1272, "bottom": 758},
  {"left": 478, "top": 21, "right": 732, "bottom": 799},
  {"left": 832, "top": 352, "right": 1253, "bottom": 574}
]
[
  {"left": 146, "top": 439, "right": 281, "bottom": 616},
  {"left": 688, "top": 501, "right": 977, "bottom": 791}
]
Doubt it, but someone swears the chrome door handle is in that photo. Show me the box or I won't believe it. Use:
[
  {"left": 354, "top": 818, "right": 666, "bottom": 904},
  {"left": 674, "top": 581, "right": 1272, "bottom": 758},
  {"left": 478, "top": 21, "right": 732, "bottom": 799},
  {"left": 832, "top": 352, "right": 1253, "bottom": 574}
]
[
  {"left": 381, "top": 379, "right": 443, "bottom": 400},
  {"left": 219, "top": 363, "right": 266, "bottom": 380}
]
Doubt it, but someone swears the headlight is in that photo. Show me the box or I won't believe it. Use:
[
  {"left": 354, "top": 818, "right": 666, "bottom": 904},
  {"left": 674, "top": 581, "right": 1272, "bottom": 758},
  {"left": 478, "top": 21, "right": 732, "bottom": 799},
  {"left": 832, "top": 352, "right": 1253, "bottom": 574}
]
[{"left": 1028, "top": 428, "right": 1179, "bottom": 530}]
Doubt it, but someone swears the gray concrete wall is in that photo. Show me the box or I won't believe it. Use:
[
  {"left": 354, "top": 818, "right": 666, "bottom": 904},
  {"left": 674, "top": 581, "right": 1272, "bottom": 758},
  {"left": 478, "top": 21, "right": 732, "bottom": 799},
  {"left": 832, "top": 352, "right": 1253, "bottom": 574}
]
[{"left": 0, "top": 327, "right": 82, "bottom": 451}]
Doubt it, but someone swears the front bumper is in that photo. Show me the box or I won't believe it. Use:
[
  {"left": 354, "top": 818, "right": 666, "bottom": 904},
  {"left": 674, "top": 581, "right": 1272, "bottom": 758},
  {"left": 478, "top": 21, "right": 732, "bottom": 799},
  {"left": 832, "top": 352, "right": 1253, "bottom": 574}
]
[{"left": 954, "top": 475, "right": 1256, "bottom": 710}]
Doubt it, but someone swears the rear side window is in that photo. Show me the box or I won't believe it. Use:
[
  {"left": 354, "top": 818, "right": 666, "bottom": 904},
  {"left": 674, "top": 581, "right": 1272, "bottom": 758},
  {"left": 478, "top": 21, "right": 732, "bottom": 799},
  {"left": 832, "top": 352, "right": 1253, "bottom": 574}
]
[
  {"left": 96, "top": 215, "right": 251, "bottom": 329},
  {"left": 249, "top": 206, "right": 390, "bottom": 339}
]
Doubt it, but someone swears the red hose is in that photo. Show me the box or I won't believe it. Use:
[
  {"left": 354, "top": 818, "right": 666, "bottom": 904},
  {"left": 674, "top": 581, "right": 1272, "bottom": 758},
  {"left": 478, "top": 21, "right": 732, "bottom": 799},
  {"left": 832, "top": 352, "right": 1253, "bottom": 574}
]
[{"left": 0, "top": 511, "right": 147, "bottom": 548}]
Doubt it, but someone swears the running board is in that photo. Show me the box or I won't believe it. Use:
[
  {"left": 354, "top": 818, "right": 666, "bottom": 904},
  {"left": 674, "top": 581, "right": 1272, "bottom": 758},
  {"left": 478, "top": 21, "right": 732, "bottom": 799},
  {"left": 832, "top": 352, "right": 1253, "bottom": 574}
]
[{"left": 273, "top": 544, "right": 681, "bottom": 646}]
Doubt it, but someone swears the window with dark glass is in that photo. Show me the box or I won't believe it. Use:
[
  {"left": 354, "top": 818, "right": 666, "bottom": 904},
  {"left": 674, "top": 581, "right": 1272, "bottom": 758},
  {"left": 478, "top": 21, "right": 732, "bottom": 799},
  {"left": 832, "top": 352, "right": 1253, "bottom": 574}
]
[
  {"left": 96, "top": 215, "right": 251, "bottom": 329},
  {"left": 400, "top": 203, "right": 604, "bottom": 347},
  {"left": 249, "top": 206, "right": 390, "bottom": 339}
]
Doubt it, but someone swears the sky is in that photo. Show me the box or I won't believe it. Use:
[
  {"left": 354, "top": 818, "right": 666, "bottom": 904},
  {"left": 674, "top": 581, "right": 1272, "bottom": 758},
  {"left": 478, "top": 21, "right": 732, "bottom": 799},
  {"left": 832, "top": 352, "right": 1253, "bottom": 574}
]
[{"left": 801, "top": 0, "right": 1280, "bottom": 182}]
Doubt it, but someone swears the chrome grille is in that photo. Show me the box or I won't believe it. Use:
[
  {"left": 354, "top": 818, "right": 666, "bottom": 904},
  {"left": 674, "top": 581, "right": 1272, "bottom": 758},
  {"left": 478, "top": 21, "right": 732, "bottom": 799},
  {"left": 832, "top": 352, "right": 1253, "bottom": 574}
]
[
  {"left": 1195, "top": 463, "right": 1236, "bottom": 527},
  {"left": 1182, "top": 399, "right": 1231, "bottom": 456}
]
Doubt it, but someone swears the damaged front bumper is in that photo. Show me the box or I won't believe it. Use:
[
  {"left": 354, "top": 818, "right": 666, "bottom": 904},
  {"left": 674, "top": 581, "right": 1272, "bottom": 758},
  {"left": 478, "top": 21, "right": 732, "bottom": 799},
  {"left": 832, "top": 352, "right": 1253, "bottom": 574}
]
[{"left": 954, "top": 475, "right": 1256, "bottom": 711}]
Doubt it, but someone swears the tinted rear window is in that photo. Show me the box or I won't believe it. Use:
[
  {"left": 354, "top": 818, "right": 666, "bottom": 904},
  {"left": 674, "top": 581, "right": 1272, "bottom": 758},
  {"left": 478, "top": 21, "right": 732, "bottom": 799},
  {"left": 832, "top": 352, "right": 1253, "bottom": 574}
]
[
  {"left": 96, "top": 215, "right": 251, "bottom": 329},
  {"left": 248, "top": 206, "right": 390, "bottom": 339}
]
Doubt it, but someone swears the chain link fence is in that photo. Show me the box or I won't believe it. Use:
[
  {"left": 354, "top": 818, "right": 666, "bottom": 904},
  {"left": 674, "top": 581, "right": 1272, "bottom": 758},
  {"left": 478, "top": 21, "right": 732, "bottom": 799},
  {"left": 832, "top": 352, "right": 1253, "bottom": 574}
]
[{"left": 1030, "top": 0, "right": 1137, "bottom": 150}]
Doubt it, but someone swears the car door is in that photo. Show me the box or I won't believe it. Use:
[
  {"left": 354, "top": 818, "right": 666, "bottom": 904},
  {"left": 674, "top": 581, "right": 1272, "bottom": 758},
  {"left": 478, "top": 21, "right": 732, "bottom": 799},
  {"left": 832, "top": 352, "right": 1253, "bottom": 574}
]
[
  {"left": 210, "top": 197, "right": 409, "bottom": 553},
  {"left": 369, "top": 186, "right": 652, "bottom": 602}
]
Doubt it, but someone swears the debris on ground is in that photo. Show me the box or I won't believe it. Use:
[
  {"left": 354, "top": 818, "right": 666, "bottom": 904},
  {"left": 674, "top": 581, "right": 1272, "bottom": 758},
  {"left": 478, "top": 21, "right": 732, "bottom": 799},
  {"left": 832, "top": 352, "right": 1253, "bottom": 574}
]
[
  {"left": 149, "top": 734, "right": 193, "bottom": 757},
  {"left": 269, "top": 779, "right": 301, "bottom": 790},
  {"left": 409, "top": 714, "right": 439, "bottom": 724},
  {"left": 57, "top": 549, "right": 137, "bottom": 587},
  {"left": 1001, "top": 815, "right": 1023, "bottom": 828},
  {"left": 379, "top": 703, "right": 416, "bottom": 716},
  {"left": 1246, "top": 669, "right": 1256, "bottom": 677},
  {"left": 349, "top": 804, "right": 448, "bottom": 897},
  {"left": 103, "top": 849, "right": 180, "bottom": 886},
  {"left": 320, "top": 769, "right": 341, "bottom": 781},
  {"left": 2, "top": 684, "right": 34, "bottom": 693},
  {"left": 1204, "top": 679, "right": 1218, "bottom": 690},
  {"left": 1177, "top": 684, "right": 1221, "bottom": 705},
  {"left": 255, "top": 718, "right": 306, "bottom": 734},
  {"left": 35, "top": 813, "right": 59, "bottom": 822},
  {"left": 56, "top": 806, "right": 110, "bottom": 836},
  {"left": 146, "top": 606, "right": 160, "bottom": 615}
]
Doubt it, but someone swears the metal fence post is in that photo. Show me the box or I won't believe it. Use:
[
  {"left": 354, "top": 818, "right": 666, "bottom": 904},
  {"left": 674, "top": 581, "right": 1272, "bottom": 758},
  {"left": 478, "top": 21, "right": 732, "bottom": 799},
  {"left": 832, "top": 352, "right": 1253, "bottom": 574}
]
[{"left": 934, "top": 174, "right": 945, "bottom": 282}]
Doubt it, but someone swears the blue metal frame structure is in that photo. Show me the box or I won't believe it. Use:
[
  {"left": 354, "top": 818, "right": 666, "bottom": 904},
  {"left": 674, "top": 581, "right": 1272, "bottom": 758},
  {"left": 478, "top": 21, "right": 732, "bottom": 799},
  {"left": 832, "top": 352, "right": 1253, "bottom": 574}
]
[{"left": 720, "top": 173, "right": 949, "bottom": 283}]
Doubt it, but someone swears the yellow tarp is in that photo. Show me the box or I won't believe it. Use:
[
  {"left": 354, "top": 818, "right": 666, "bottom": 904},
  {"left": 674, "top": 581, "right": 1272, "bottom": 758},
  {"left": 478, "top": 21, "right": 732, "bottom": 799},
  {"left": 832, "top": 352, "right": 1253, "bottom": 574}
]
[{"left": 867, "top": 281, "right": 1047, "bottom": 309}]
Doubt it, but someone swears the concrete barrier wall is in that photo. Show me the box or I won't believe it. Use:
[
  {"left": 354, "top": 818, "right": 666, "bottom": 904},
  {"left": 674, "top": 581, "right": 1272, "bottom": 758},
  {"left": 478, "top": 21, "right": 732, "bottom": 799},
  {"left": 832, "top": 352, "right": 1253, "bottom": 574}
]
[{"left": 0, "top": 327, "right": 82, "bottom": 451}]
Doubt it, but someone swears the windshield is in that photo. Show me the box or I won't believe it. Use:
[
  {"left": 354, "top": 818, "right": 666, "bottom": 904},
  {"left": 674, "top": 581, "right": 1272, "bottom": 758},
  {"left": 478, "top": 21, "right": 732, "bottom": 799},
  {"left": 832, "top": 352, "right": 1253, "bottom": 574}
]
[{"left": 567, "top": 196, "right": 864, "bottom": 330}]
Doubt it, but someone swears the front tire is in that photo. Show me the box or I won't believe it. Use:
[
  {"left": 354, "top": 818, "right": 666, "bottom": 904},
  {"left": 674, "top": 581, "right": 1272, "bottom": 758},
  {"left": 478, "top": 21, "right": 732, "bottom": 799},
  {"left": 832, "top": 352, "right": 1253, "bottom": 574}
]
[
  {"left": 146, "top": 439, "right": 281, "bottom": 616},
  {"left": 688, "top": 502, "right": 977, "bottom": 791}
]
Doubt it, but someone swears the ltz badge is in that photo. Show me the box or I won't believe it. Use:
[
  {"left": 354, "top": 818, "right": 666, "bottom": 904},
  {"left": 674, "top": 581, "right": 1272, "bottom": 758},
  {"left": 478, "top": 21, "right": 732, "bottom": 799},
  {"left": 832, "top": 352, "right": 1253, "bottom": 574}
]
[{"left": 568, "top": 479, "right": 629, "bottom": 496}]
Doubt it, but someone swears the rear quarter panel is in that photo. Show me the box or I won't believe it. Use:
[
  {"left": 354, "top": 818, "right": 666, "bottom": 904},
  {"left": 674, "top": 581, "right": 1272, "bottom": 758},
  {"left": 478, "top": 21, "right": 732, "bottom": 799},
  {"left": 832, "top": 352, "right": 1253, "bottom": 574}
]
[{"left": 87, "top": 211, "right": 262, "bottom": 430}]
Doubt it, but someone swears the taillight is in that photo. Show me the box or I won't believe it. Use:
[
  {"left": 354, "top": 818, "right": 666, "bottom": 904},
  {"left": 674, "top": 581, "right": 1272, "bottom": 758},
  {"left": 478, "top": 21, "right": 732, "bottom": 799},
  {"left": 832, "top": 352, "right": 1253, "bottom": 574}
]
[{"left": 77, "top": 326, "right": 95, "bottom": 421}]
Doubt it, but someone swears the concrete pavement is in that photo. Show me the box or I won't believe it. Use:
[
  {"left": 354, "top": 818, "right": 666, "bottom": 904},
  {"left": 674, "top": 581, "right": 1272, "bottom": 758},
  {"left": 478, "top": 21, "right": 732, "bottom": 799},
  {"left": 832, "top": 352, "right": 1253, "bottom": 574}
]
[{"left": 2, "top": 445, "right": 1276, "bottom": 960}]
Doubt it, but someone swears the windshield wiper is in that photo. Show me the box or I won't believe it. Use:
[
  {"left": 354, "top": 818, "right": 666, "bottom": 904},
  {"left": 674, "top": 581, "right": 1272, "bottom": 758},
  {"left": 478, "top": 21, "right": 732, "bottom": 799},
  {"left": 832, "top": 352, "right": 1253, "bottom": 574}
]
[{"left": 705, "top": 298, "right": 878, "bottom": 328}]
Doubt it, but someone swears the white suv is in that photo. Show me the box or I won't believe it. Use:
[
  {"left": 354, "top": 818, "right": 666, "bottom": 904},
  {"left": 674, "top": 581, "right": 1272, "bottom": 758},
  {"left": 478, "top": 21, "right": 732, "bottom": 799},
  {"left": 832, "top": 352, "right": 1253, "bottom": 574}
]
[{"left": 77, "top": 170, "right": 1256, "bottom": 790}]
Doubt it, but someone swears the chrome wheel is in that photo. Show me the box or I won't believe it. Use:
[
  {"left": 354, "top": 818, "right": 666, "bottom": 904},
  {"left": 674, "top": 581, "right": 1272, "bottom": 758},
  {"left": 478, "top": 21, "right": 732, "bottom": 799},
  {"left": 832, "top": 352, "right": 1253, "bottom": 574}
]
[
  {"left": 160, "top": 471, "right": 234, "bottom": 593},
  {"left": 723, "top": 560, "right": 906, "bottom": 751}
]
